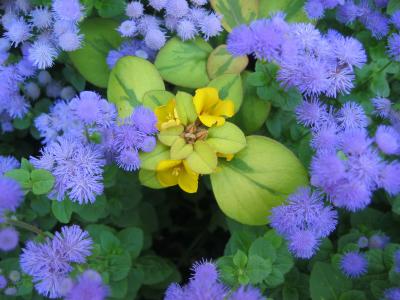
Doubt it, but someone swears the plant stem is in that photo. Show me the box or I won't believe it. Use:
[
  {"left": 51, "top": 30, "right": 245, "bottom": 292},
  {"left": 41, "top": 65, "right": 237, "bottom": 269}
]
[{"left": 5, "top": 218, "right": 43, "bottom": 235}]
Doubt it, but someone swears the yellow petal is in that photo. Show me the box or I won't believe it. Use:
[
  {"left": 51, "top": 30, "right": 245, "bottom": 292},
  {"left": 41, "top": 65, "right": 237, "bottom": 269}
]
[
  {"left": 157, "top": 169, "right": 179, "bottom": 187},
  {"left": 156, "top": 160, "right": 182, "bottom": 172},
  {"left": 193, "top": 87, "right": 220, "bottom": 115},
  {"left": 155, "top": 99, "right": 178, "bottom": 129},
  {"left": 212, "top": 100, "right": 235, "bottom": 118},
  {"left": 199, "top": 114, "right": 225, "bottom": 128},
  {"left": 178, "top": 161, "right": 199, "bottom": 193}
]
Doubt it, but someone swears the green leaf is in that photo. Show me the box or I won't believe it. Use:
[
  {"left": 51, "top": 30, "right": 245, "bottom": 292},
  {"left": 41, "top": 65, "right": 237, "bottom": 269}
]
[
  {"left": 117, "top": 227, "right": 144, "bottom": 259},
  {"left": 210, "top": 0, "right": 259, "bottom": 32},
  {"left": 51, "top": 199, "right": 73, "bottom": 223},
  {"left": 108, "top": 56, "right": 165, "bottom": 118},
  {"left": 366, "top": 249, "right": 385, "bottom": 274},
  {"left": 249, "top": 237, "right": 277, "bottom": 262},
  {"left": 110, "top": 278, "right": 128, "bottom": 299},
  {"left": 142, "top": 90, "right": 175, "bottom": 110},
  {"left": 246, "top": 255, "right": 272, "bottom": 284},
  {"left": 186, "top": 140, "right": 218, "bottom": 174},
  {"left": 175, "top": 91, "right": 197, "bottom": 125},
  {"left": 95, "top": 0, "right": 125, "bottom": 18},
  {"left": 225, "top": 230, "right": 258, "bottom": 255},
  {"left": 31, "top": 196, "right": 51, "bottom": 216},
  {"left": 208, "top": 74, "right": 243, "bottom": 112},
  {"left": 387, "top": 0, "right": 400, "bottom": 14},
  {"left": 170, "top": 137, "right": 193, "bottom": 160},
  {"left": 158, "top": 125, "right": 184, "bottom": 146},
  {"left": 339, "top": 290, "right": 367, "bottom": 300},
  {"left": 13, "top": 114, "right": 31, "bottom": 130},
  {"left": 62, "top": 65, "right": 86, "bottom": 91},
  {"left": 207, "top": 45, "right": 248, "bottom": 79},
  {"left": 136, "top": 255, "right": 175, "bottom": 285},
  {"left": 140, "top": 142, "right": 170, "bottom": 171},
  {"left": 233, "top": 250, "right": 248, "bottom": 268},
  {"left": 370, "top": 72, "right": 390, "bottom": 97},
  {"left": 73, "top": 195, "right": 108, "bottom": 222},
  {"left": 4, "top": 169, "right": 31, "bottom": 190},
  {"left": 310, "top": 262, "right": 352, "bottom": 300},
  {"left": 109, "top": 251, "right": 132, "bottom": 281},
  {"left": 264, "top": 268, "right": 284, "bottom": 287},
  {"left": 207, "top": 122, "right": 246, "bottom": 154},
  {"left": 258, "top": 0, "right": 308, "bottom": 22},
  {"left": 69, "top": 18, "right": 122, "bottom": 88},
  {"left": 100, "top": 231, "right": 121, "bottom": 253},
  {"left": 210, "top": 136, "right": 308, "bottom": 225},
  {"left": 155, "top": 38, "right": 212, "bottom": 88},
  {"left": 283, "top": 286, "right": 299, "bottom": 300},
  {"left": 31, "top": 169, "right": 55, "bottom": 195},
  {"left": 217, "top": 256, "right": 237, "bottom": 285}
]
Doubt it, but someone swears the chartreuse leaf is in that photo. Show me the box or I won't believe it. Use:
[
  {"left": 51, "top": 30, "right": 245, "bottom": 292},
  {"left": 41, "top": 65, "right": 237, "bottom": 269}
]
[
  {"left": 69, "top": 18, "right": 122, "bottom": 88},
  {"left": 108, "top": 56, "right": 165, "bottom": 118},
  {"left": 207, "top": 45, "right": 248, "bottom": 79},
  {"left": 258, "top": 0, "right": 308, "bottom": 22},
  {"left": 186, "top": 141, "right": 218, "bottom": 174},
  {"left": 142, "top": 90, "right": 174, "bottom": 110},
  {"left": 175, "top": 91, "right": 197, "bottom": 125},
  {"left": 210, "top": 136, "right": 308, "bottom": 225},
  {"left": 310, "top": 262, "right": 352, "bottom": 300},
  {"left": 30, "top": 169, "right": 55, "bottom": 195},
  {"left": 5, "top": 169, "right": 31, "bottom": 190},
  {"left": 138, "top": 169, "right": 163, "bottom": 189},
  {"left": 210, "top": 0, "right": 259, "bottom": 32},
  {"left": 158, "top": 125, "right": 184, "bottom": 146},
  {"left": 155, "top": 38, "right": 212, "bottom": 88},
  {"left": 140, "top": 142, "right": 170, "bottom": 170},
  {"left": 208, "top": 74, "right": 243, "bottom": 112},
  {"left": 207, "top": 122, "right": 246, "bottom": 154},
  {"left": 170, "top": 137, "right": 193, "bottom": 160}
]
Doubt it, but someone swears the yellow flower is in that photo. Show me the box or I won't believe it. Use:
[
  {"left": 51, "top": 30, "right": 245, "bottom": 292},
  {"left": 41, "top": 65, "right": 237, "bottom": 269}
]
[
  {"left": 154, "top": 99, "right": 180, "bottom": 130},
  {"left": 193, "top": 87, "right": 234, "bottom": 127},
  {"left": 156, "top": 159, "right": 199, "bottom": 193}
]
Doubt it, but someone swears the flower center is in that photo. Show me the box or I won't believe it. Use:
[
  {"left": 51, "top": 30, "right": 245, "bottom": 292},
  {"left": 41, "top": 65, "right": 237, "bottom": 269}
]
[
  {"left": 181, "top": 121, "right": 208, "bottom": 144},
  {"left": 172, "top": 167, "right": 181, "bottom": 176}
]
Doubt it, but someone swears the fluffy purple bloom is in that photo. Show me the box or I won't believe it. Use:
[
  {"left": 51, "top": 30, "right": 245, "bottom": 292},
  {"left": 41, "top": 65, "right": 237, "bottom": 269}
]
[
  {"left": 379, "top": 162, "right": 400, "bottom": 196},
  {"left": 333, "top": 36, "right": 366, "bottom": 68},
  {"left": 126, "top": 1, "right": 144, "bottom": 19},
  {"left": 0, "top": 155, "right": 19, "bottom": 175},
  {"left": 0, "top": 177, "right": 24, "bottom": 213},
  {"left": 116, "top": 149, "right": 141, "bottom": 171},
  {"left": 296, "top": 99, "right": 328, "bottom": 128},
  {"left": 311, "top": 125, "right": 339, "bottom": 151},
  {"left": 394, "top": 250, "right": 400, "bottom": 273},
  {"left": 288, "top": 230, "right": 319, "bottom": 259},
  {"left": 388, "top": 33, "right": 400, "bottom": 62},
  {"left": 305, "top": 0, "right": 325, "bottom": 19},
  {"left": 149, "top": 0, "right": 167, "bottom": 10},
  {"left": 52, "top": 0, "right": 83, "bottom": 23},
  {"left": 24, "top": 81, "right": 41, "bottom": 99},
  {"left": 375, "top": 125, "right": 400, "bottom": 155},
  {"left": 340, "top": 129, "right": 371, "bottom": 155},
  {"left": 20, "top": 225, "right": 92, "bottom": 299},
  {"left": 177, "top": 19, "right": 197, "bottom": 41},
  {"left": 346, "top": 150, "right": 382, "bottom": 188},
  {"left": 165, "top": 0, "right": 189, "bottom": 18},
  {"left": 28, "top": 39, "right": 58, "bottom": 69},
  {"left": 118, "top": 20, "right": 137, "bottom": 37},
  {"left": 340, "top": 252, "right": 368, "bottom": 278},
  {"left": 357, "top": 236, "right": 369, "bottom": 248},
  {"left": 336, "top": 102, "right": 368, "bottom": 130},
  {"left": 227, "top": 25, "right": 254, "bottom": 56},
  {"left": 384, "top": 288, "right": 400, "bottom": 300},
  {"left": 31, "top": 138, "right": 105, "bottom": 204},
  {"left": 144, "top": 28, "right": 166, "bottom": 50},
  {"left": 250, "top": 19, "right": 285, "bottom": 61},
  {"left": 374, "top": 0, "right": 388, "bottom": 8},
  {"left": 0, "top": 274, "right": 6, "bottom": 289},
  {"left": 4, "top": 17, "right": 31, "bottom": 46},
  {"left": 368, "top": 234, "right": 390, "bottom": 249},
  {"left": 199, "top": 13, "right": 223, "bottom": 40},
  {"left": 229, "top": 286, "right": 266, "bottom": 300},
  {"left": 0, "top": 227, "right": 19, "bottom": 251},
  {"left": 107, "top": 40, "right": 157, "bottom": 69},
  {"left": 392, "top": 10, "right": 400, "bottom": 30},
  {"left": 362, "top": 11, "right": 389, "bottom": 39},
  {"left": 372, "top": 97, "right": 392, "bottom": 118},
  {"left": 311, "top": 152, "right": 346, "bottom": 188},
  {"left": 336, "top": 1, "right": 361, "bottom": 24},
  {"left": 57, "top": 31, "right": 83, "bottom": 51},
  {"left": 130, "top": 106, "right": 158, "bottom": 135},
  {"left": 330, "top": 179, "right": 372, "bottom": 211},
  {"left": 37, "top": 70, "right": 52, "bottom": 86},
  {"left": 30, "top": 7, "right": 53, "bottom": 30},
  {"left": 65, "top": 270, "right": 108, "bottom": 300}
]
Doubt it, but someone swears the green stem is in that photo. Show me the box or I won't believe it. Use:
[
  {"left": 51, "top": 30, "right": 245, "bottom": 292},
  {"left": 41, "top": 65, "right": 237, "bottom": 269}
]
[
  {"left": 357, "top": 61, "right": 393, "bottom": 90},
  {"left": 5, "top": 218, "right": 43, "bottom": 235}
]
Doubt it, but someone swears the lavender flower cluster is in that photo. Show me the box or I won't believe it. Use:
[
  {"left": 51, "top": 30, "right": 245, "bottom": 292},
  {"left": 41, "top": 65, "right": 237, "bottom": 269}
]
[
  {"left": 116, "top": 0, "right": 222, "bottom": 51},
  {"left": 165, "top": 261, "right": 265, "bottom": 300},
  {"left": 32, "top": 91, "right": 157, "bottom": 204},
  {"left": 20, "top": 225, "right": 97, "bottom": 298},
  {"left": 227, "top": 14, "right": 367, "bottom": 98}
]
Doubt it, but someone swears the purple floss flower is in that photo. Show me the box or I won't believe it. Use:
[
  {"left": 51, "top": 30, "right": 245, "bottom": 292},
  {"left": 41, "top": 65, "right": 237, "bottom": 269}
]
[
  {"left": 330, "top": 179, "right": 372, "bottom": 211},
  {"left": 118, "top": 20, "right": 137, "bottom": 37},
  {"left": 357, "top": 236, "right": 369, "bottom": 248},
  {"left": 336, "top": 101, "right": 368, "bottom": 130},
  {"left": 165, "top": 283, "right": 185, "bottom": 300},
  {"left": 0, "top": 155, "right": 19, "bottom": 175},
  {"left": 296, "top": 98, "right": 328, "bottom": 128},
  {"left": 388, "top": 33, "right": 400, "bottom": 62},
  {"left": 333, "top": 36, "right": 367, "bottom": 68},
  {"left": 394, "top": 250, "right": 400, "bottom": 272},
  {"left": 310, "top": 152, "right": 346, "bottom": 189},
  {"left": 305, "top": 0, "right": 325, "bottom": 19},
  {"left": 137, "top": 15, "right": 161, "bottom": 35},
  {"left": 58, "top": 31, "right": 83, "bottom": 52},
  {"left": 249, "top": 19, "right": 284, "bottom": 61},
  {"left": 374, "top": 0, "right": 389, "bottom": 8},
  {"left": 52, "top": 0, "right": 83, "bottom": 23},
  {"left": 227, "top": 25, "right": 254, "bottom": 57},
  {"left": 347, "top": 149, "right": 382, "bottom": 189},
  {"left": 66, "top": 270, "right": 108, "bottom": 300},
  {"left": 126, "top": 1, "right": 144, "bottom": 19},
  {"left": 372, "top": 97, "right": 392, "bottom": 118},
  {"left": 311, "top": 125, "right": 339, "bottom": 151},
  {"left": 116, "top": 149, "right": 141, "bottom": 171},
  {"left": 368, "top": 234, "right": 390, "bottom": 249},
  {"left": 149, "top": 0, "right": 167, "bottom": 10},
  {"left": 17, "top": 57, "right": 37, "bottom": 78},
  {"left": 199, "top": 12, "right": 223, "bottom": 40},
  {"left": 379, "top": 162, "right": 400, "bottom": 196},
  {"left": 0, "top": 227, "right": 19, "bottom": 251},
  {"left": 191, "top": 0, "right": 207, "bottom": 5},
  {"left": 7, "top": 93, "right": 30, "bottom": 119},
  {"left": 0, "top": 177, "right": 24, "bottom": 212},
  {"left": 177, "top": 19, "right": 197, "bottom": 41},
  {"left": 340, "top": 128, "right": 371, "bottom": 155},
  {"left": 0, "top": 274, "right": 6, "bottom": 289},
  {"left": 362, "top": 11, "right": 389, "bottom": 39},
  {"left": 54, "top": 225, "right": 92, "bottom": 263},
  {"left": 229, "top": 286, "right": 265, "bottom": 300},
  {"left": 24, "top": 81, "right": 40, "bottom": 100},
  {"left": 4, "top": 17, "right": 31, "bottom": 46},
  {"left": 392, "top": 10, "right": 400, "bottom": 30},
  {"left": 375, "top": 125, "right": 400, "bottom": 155},
  {"left": 384, "top": 288, "right": 400, "bottom": 300},
  {"left": 326, "top": 65, "right": 355, "bottom": 98},
  {"left": 288, "top": 230, "right": 319, "bottom": 259},
  {"left": 28, "top": 39, "right": 58, "bottom": 69},
  {"left": 106, "top": 50, "right": 124, "bottom": 69},
  {"left": 30, "top": 7, "right": 53, "bottom": 30},
  {"left": 165, "top": 0, "right": 189, "bottom": 18},
  {"left": 296, "top": 57, "right": 331, "bottom": 96},
  {"left": 336, "top": 1, "right": 361, "bottom": 24},
  {"left": 144, "top": 29, "right": 166, "bottom": 50},
  {"left": 340, "top": 251, "right": 368, "bottom": 278},
  {"left": 131, "top": 106, "right": 158, "bottom": 135}
]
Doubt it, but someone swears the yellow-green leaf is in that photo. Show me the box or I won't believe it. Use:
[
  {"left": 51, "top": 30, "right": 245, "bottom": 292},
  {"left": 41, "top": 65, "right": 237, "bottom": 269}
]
[
  {"left": 258, "top": 0, "right": 308, "bottom": 22},
  {"left": 210, "top": 136, "right": 308, "bottom": 225},
  {"left": 139, "top": 169, "right": 163, "bottom": 189},
  {"left": 170, "top": 137, "right": 193, "bottom": 160},
  {"left": 155, "top": 38, "right": 212, "bottom": 88},
  {"left": 143, "top": 90, "right": 175, "bottom": 110},
  {"left": 140, "top": 143, "right": 170, "bottom": 171},
  {"left": 207, "top": 45, "right": 249, "bottom": 79},
  {"left": 207, "top": 122, "right": 246, "bottom": 154},
  {"left": 108, "top": 56, "right": 165, "bottom": 118},
  {"left": 186, "top": 141, "right": 218, "bottom": 174},
  {"left": 69, "top": 18, "right": 122, "bottom": 88},
  {"left": 208, "top": 74, "right": 243, "bottom": 112},
  {"left": 158, "top": 125, "right": 184, "bottom": 146},
  {"left": 175, "top": 91, "right": 197, "bottom": 125},
  {"left": 210, "top": 0, "right": 259, "bottom": 32}
]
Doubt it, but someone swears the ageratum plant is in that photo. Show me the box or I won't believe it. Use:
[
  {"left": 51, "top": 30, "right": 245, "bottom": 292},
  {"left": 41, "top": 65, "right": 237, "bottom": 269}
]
[{"left": 0, "top": 0, "right": 400, "bottom": 300}]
